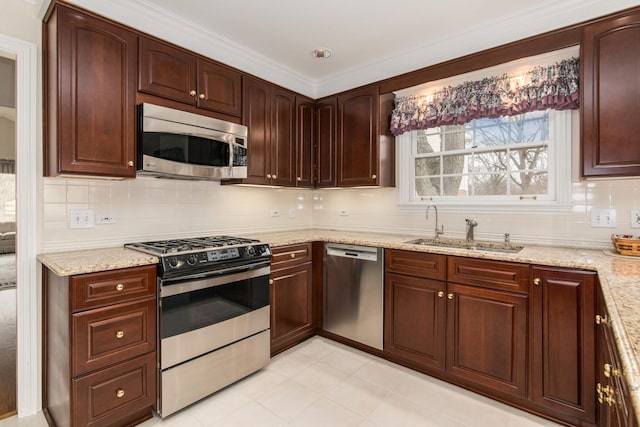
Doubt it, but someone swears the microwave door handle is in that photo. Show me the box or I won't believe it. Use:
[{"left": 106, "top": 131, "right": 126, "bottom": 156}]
[{"left": 229, "top": 143, "right": 234, "bottom": 169}]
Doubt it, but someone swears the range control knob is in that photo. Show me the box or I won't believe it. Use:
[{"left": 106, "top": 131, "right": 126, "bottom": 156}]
[
  {"left": 186, "top": 254, "right": 198, "bottom": 265},
  {"left": 245, "top": 246, "right": 256, "bottom": 257},
  {"left": 168, "top": 257, "right": 179, "bottom": 269}
]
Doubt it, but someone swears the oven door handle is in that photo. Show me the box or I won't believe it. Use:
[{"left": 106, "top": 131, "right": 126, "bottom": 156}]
[{"left": 160, "top": 264, "right": 270, "bottom": 297}]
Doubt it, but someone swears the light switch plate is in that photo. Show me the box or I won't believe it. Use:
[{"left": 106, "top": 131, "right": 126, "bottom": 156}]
[
  {"left": 631, "top": 209, "right": 640, "bottom": 228},
  {"left": 69, "top": 208, "right": 94, "bottom": 229},
  {"left": 590, "top": 208, "right": 617, "bottom": 228}
]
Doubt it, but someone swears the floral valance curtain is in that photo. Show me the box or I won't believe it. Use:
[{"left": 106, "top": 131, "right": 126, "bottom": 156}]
[{"left": 390, "top": 57, "right": 580, "bottom": 136}]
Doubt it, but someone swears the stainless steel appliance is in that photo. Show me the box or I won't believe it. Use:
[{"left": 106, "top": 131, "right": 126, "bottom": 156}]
[
  {"left": 323, "top": 243, "right": 384, "bottom": 350},
  {"left": 125, "top": 236, "right": 271, "bottom": 417},
  {"left": 136, "top": 103, "right": 248, "bottom": 180}
]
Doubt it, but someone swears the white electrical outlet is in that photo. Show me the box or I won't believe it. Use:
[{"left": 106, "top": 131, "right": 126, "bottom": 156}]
[
  {"left": 339, "top": 209, "right": 349, "bottom": 216},
  {"left": 288, "top": 207, "right": 296, "bottom": 219},
  {"left": 631, "top": 209, "right": 640, "bottom": 228},
  {"left": 270, "top": 209, "right": 280, "bottom": 217},
  {"left": 590, "top": 208, "right": 617, "bottom": 228},
  {"left": 96, "top": 214, "right": 117, "bottom": 225},
  {"left": 69, "top": 208, "right": 94, "bottom": 229}
]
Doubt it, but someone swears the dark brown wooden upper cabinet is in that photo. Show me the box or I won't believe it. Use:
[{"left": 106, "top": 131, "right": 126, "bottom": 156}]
[
  {"left": 138, "top": 36, "right": 241, "bottom": 117},
  {"left": 44, "top": 4, "right": 137, "bottom": 178},
  {"left": 242, "top": 76, "right": 296, "bottom": 186},
  {"left": 582, "top": 11, "right": 640, "bottom": 177},
  {"left": 296, "top": 96, "right": 315, "bottom": 188},
  {"left": 336, "top": 86, "right": 394, "bottom": 187},
  {"left": 315, "top": 97, "right": 338, "bottom": 188}
]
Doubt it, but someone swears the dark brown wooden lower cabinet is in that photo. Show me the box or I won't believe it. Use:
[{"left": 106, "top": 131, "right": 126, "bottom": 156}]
[
  {"left": 270, "top": 244, "right": 315, "bottom": 355},
  {"left": 446, "top": 282, "right": 528, "bottom": 397},
  {"left": 531, "top": 266, "right": 597, "bottom": 426}
]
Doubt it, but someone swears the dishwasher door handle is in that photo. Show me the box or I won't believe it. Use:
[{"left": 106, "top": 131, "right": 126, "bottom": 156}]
[{"left": 326, "top": 247, "right": 378, "bottom": 261}]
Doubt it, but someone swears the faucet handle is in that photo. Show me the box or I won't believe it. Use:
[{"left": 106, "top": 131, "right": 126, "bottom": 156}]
[
  {"left": 465, "top": 218, "right": 479, "bottom": 227},
  {"left": 504, "top": 233, "right": 510, "bottom": 245}
]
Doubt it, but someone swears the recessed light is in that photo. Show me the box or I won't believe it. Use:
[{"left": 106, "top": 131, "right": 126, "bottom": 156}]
[{"left": 311, "top": 48, "right": 332, "bottom": 59}]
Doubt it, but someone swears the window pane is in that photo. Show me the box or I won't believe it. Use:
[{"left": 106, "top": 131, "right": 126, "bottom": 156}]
[
  {"left": 415, "top": 177, "right": 440, "bottom": 197},
  {"left": 415, "top": 157, "right": 440, "bottom": 176},
  {"left": 442, "top": 154, "right": 467, "bottom": 175},
  {"left": 442, "top": 125, "right": 466, "bottom": 152},
  {"left": 443, "top": 176, "right": 466, "bottom": 196},
  {"left": 474, "top": 151, "right": 508, "bottom": 174},
  {"left": 510, "top": 147, "right": 548, "bottom": 171},
  {"left": 510, "top": 172, "right": 547, "bottom": 195},
  {"left": 417, "top": 130, "right": 442, "bottom": 154},
  {"left": 474, "top": 174, "right": 507, "bottom": 195}
]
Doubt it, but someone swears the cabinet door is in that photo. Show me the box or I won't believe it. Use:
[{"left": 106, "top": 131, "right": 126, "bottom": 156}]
[
  {"left": 446, "top": 282, "right": 528, "bottom": 397},
  {"left": 296, "top": 96, "right": 315, "bottom": 187},
  {"left": 242, "top": 76, "right": 272, "bottom": 185},
  {"left": 196, "top": 59, "right": 241, "bottom": 116},
  {"left": 531, "top": 267, "right": 596, "bottom": 424},
  {"left": 384, "top": 273, "right": 446, "bottom": 370},
  {"left": 270, "top": 262, "right": 314, "bottom": 355},
  {"left": 337, "top": 86, "right": 379, "bottom": 186},
  {"left": 270, "top": 87, "right": 296, "bottom": 186},
  {"left": 48, "top": 6, "right": 137, "bottom": 177},
  {"left": 582, "top": 12, "right": 640, "bottom": 177},
  {"left": 138, "top": 37, "right": 197, "bottom": 105},
  {"left": 316, "top": 98, "right": 338, "bottom": 187}
]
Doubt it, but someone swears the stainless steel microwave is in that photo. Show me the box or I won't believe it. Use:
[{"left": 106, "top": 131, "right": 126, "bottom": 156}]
[{"left": 136, "top": 103, "right": 248, "bottom": 180}]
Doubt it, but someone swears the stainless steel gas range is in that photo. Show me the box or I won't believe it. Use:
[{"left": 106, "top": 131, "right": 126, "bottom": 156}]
[{"left": 125, "top": 235, "right": 271, "bottom": 417}]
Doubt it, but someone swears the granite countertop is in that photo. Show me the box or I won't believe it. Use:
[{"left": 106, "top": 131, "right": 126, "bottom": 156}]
[{"left": 37, "top": 229, "right": 640, "bottom": 419}]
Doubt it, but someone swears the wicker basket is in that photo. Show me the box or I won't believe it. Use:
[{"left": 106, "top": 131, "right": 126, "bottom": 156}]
[{"left": 611, "top": 234, "right": 640, "bottom": 257}]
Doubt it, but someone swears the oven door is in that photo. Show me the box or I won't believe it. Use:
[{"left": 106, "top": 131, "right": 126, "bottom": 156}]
[{"left": 159, "top": 264, "right": 269, "bottom": 369}]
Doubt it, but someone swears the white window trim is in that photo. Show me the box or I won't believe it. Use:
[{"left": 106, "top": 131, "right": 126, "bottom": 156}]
[{"left": 397, "top": 109, "right": 573, "bottom": 214}]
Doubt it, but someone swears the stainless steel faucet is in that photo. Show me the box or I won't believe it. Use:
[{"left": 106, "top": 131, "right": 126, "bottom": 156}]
[
  {"left": 426, "top": 203, "right": 444, "bottom": 239},
  {"left": 465, "top": 218, "right": 478, "bottom": 242}
]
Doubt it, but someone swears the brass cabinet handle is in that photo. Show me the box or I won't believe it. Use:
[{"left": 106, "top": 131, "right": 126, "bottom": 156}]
[
  {"left": 127, "top": 160, "right": 134, "bottom": 167},
  {"left": 189, "top": 90, "right": 197, "bottom": 96},
  {"left": 604, "top": 363, "right": 621, "bottom": 378},
  {"left": 199, "top": 93, "right": 205, "bottom": 99},
  {"left": 437, "top": 291, "right": 444, "bottom": 298},
  {"left": 447, "top": 293, "right": 454, "bottom": 300},
  {"left": 533, "top": 278, "right": 541, "bottom": 286},
  {"left": 115, "top": 330, "right": 124, "bottom": 339},
  {"left": 115, "top": 283, "right": 124, "bottom": 291},
  {"left": 116, "top": 389, "right": 125, "bottom": 398},
  {"left": 596, "top": 314, "right": 609, "bottom": 325}
]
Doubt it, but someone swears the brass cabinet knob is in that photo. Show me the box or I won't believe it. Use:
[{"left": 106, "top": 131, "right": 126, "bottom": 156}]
[
  {"left": 189, "top": 90, "right": 197, "bottom": 96},
  {"left": 604, "top": 363, "right": 621, "bottom": 378},
  {"left": 447, "top": 293, "right": 454, "bottom": 300},
  {"left": 596, "top": 314, "right": 609, "bottom": 325},
  {"left": 199, "top": 93, "right": 205, "bottom": 99},
  {"left": 269, "top": 279, "right": 274, "bottom": 285},
  {"left": 297, "top": 177, "right": 302, "bottom": 182},
  {"left": 266, "top": 174, "right": 272, "bottom": 179},
  {"left": 116, "top": 330, "right": 124, "bottom": 339},
  {"left": 115, "top": 283, "right": 124, "bottom": 291},
  {"left": 437, "top": 291, "right": 444, "bottom": 298},
  {"left": 127, "top": 160, "right": 134, "bottom": 167},
  {"left": 290, "top": 253, "right": 296, "bottom": 258},
  {"left": 372, "top": 174, "right": 377, "bottom": 179},
  {"left": 116, "top": 389, "right": 125, "bottom": 398},
  {"left": 533, "top": 278, "right": 541, "bottom": 286},
  {"left": 272, "top": 175, "right": 277, "bottom": 179}
]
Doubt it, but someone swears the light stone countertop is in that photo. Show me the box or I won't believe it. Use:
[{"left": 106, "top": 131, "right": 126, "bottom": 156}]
[{"left": 37, "top": 229, "right": 640, "bottom": 419}]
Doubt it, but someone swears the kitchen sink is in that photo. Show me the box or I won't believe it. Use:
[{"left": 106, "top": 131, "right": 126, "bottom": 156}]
[{"left": 404, "top": 238, "right": 524, "bottom": 253}]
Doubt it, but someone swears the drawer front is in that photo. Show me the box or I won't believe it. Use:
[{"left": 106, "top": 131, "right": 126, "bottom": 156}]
[
  {"left": 72, "top": 352, "right": 156, "bottom": 427},
  {"left": 385, "top": 249, "right": 446, "bottom": 281},
  {"left": 72, "top": 297, "right": 156, "bottom": 376},
  {"left": 271, "top": 243, "right": 312, "bottom": 270},
  {"left": 448, "top": 256, "right": 529, "bottom": 293},
  {"left": 71, "top": 265, "right": 156, "bottom": 312}
]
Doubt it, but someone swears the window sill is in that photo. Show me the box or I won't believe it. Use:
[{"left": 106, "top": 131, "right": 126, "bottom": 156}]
[{"left": 398, "top": 201, "right": 574, "bottom": 215}]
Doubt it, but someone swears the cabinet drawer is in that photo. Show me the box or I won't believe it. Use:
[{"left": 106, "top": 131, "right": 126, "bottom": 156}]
[
  {"left": 72, "top": 352, "right": 156, "bottom": 427},
  {"left": 72, "top": 297, "right": 156, "bottom": 376},
  {"left": 70, "top": 265, "right": 156, "bottom": 312},
  {"left": 448, "top": 256, "right": 529, "bottom": 293},
  {"left": 271, "top": 243, "right": 312, "bottom": 269},
  {"left": 385, "top": 249, "right": 446, "bottom": 281}
]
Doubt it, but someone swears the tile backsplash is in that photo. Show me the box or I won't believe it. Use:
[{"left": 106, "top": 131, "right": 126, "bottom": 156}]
[{"left": 42, "top": 174, "right": 640, "bottom": 252}]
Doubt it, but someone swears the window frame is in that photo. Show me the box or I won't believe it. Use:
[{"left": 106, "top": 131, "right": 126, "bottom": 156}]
[{"left": 397, "top": 109, "right": 572, "bottom": 214}]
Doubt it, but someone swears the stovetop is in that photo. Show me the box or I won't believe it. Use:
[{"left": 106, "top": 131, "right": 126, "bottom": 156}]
[{"left": 125, "top": 235, "right": 271, "bottom": 280}]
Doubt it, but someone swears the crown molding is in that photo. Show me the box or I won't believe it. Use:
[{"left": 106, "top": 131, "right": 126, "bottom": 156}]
[{"left": 65, "top": 0, "right": 640, "bottom": 99}]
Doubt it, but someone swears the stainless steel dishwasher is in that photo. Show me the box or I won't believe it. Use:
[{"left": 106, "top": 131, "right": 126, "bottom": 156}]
[{"left": 323, "top": 243, "right": 383, "bottom": 350}]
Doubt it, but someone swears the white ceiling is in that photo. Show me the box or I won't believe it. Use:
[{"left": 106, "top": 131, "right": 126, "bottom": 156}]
[{"left": 63, "top": 0, "right": 640, "bottom": 98}]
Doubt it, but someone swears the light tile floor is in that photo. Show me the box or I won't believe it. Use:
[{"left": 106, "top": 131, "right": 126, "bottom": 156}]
[{"left": 0, "top": 337, "right": 563, "bottom": 427}]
